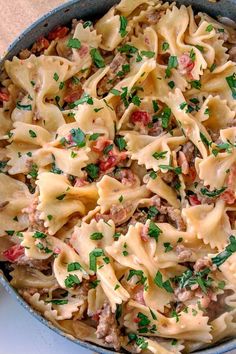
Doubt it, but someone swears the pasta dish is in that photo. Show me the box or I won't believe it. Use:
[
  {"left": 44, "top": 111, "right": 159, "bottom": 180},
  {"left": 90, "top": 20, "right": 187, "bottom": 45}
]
[{"left": 1, "top": 0, "right": 236, "bottom": 352}]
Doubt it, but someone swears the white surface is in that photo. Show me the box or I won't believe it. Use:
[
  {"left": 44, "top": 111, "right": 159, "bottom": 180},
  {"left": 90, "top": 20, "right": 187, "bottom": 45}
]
[{"left": 0, "top": 284, "right": 92, "bottom": 354}]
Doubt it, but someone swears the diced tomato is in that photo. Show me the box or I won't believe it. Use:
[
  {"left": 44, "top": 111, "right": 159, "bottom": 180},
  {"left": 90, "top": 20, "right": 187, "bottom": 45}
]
[
  {"left": 189, "top": 194, "right": 201, "bottom": 206},
  {"left": 183, "top": 166, "right": 197, "bottom": 184},
  {"left": 221, "top": 190, "right": 236, "bottom": 204},
  {"left": 133, "top": 317, "right": 141, "bottom": 323},
  {"left": 48, "top": 26, "right": 69, "bottom": 40},
  {"left": 179, "top": 54, "right": 195, "bottom": 74},
  {"left": 3, "top": 244, "right": 24, "bottom": 262},
  {"left": 92, "top": 312, "right": 100, "bottom": 322},
  {"left": 100, "top": 156, "right": 117, "bottom": 171},
  {"left": 64, "top": 88, "right": 83, "bottom": 103},
  {"left": 92, "top": 138, "right": 113, "bottom": 153},
  {"left": 0, "top": 91, "right": 10, "bottom": 102},
  {"left": 130, "top": 110, "right": 151, "bottom": 126}
]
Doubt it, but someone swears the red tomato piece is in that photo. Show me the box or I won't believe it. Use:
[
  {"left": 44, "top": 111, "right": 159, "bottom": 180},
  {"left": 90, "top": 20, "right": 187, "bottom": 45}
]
[
  {"left": 48, "top": 26, "right": 69, "bottom": 40},
  {"left": 130, "top": 110, "right": 151, "bottom": 126},
  {"left": 3, "top": 244, "right": 24, "bottom": 262}
]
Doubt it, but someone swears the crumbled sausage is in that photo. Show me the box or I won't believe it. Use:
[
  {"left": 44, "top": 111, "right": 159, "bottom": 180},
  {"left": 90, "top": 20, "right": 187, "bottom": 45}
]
[
  {"left": 182, "top": 141, "right": 195, "bottom": 164},
  {"left": 229, "top": 46, "right": 236, "bottom": 62},
  {"left": 176, "top": 244, "right": 193, "bottom": 261},
  {"left": 96, "top": 303, "right": 121, "bottom": 351},
  {"left": 193, "top": 257, "right": 213, "bottom": 272}
]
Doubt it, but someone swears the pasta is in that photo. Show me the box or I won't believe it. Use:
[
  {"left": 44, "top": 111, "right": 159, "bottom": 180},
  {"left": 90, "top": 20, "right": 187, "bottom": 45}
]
[{"left": 0, "top": 0, "right": 236, "bottom": 353}]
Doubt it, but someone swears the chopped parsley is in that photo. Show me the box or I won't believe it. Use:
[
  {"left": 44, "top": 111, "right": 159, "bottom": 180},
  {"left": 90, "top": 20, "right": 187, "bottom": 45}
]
[
  {"left": 189, "top": 48, "right": 196, "bottom": 61},
  {"left": 70, "top": 151, "right": 77, "bottom": 158},
  {"left": 168, "top": 80, "right": 175, "bottom": 89},
  {"left": 47, "top": 299, "right": 68, "bottom": 305},
  {"left": 32, "top": 231, "right": 47, "bottom": 239},
  {"left": 115, "top": 136, "right": 127, "bottom": 151},
  {"left": 152, "top": 100, "right": 159, "bottom": 113},
  {"left": 90, "top": 48, "right": 105, "bottom": 68},
  {"left": 148, "top": 221, "right": 162, "bottom": 241},
  {"left": 90, "top": 232, "right": 103, "bottom": 240},
  {"left": 64, "top": 274, "right": 81, "bottom": 288},
  {"left": 70, "top": 128, "right": 86, "bottom": 147},
  {"left": 83, "top": 21, "right": 93, "bottom": 28},
  {"left": 118, "top": 44, "right": 138, "bottom": 54},
  {"left": 200, "top": 187, "right": 226, "bottom": 198},
  {"left": 195, "top": 45, "right": 204, "bottom": 52},
  {"left": 206, "top": 24, "right": 214, "bottom": 32},
  {"left": 226, "top": 73, "right": 236, "bottom": 99},
  {"left": 152, "top": 151, "right": 168, "bottom": 160},
  {"left": 67, "top": 262, "right": 82, "bottom": 272},
  {"left": 103, "top": 143, "right": 113, "bottom": 155},
  {"left": 67, "top": 38, "right": 81, "bottom": 49},
  {"left": 141, "top": 50, "right": 155, "bottom": 58},
  {"left": 89, "top": 248, "right": 104, "bottom": 272},
  {"left": 165, "top": 56, "right": 178, "bottom": 78},
  {"left": 200, "top": 132, "right": 211, "bottom": 147},
  {"left": 119, "top": 16, "right": 128, "bottom": 38},
  {"left": 163, "top": 242, "right": 173, "bottom": 253},
  {"left": 114, "top": 284, "right": 120, "bottom": 290},
  {"left": 118, "top": 195, "right": 123, "bottom": 203},
  {"left": 175, "top": 268, "right": 213, "bottom": 294},
  {"left": 28, "top": 163, "right": 38, "bottom": 180},
  {"left": 190, "top": 80, "right": 201, "bottom": 90},
  {"left": 53, "top": 72, "right": 59, "bottom": 81},
  {"left": 128, "top": 333, "right": 148, "bottom": 350},
  {"left": 212, "top": 236, "right": 236, "bottom": 267},
  {"left": 113, "top": 232, "right": 121, "bottom": 240},
  {"left": 210, "top": 63, "right": 217, "bottom": 72},
  {"left": 127, "top": 270, "right": 147, "bottom": 285},
  {"left": 162, "top": 42, "right": 169, "bottom": 52},
  {"left": 89, "top": 133, "right": 101, "bottom": 141},
  {"left": 159, "top": 164, "right": 182, "bottom": 175},
  {"left": 154, "top": 271, "right": 174, "bottom": 293},
  {"left": 16, "top": 102, "right": 32, "bottom": 111},
  {"left": 149, "top": 170, "right": 157, "bottom": 180},
  {"left": 56, "top": 193, "right": 66, "bottom": 200},
  {"left": 85, "top": 163, "right": 99, "bottom": 181},
  {"left": 147, "top": 206, "right": 159, "bottom": 219},
  {"left": 160, "top": 107, "right": 171, "bottom": 128},
  {"left": 29, "top": 130, "right": 37, "bottom": 138},
  {"left": 59, "top": 82, "right": 65, "bottom": 90},
  {"left": 69, "top": 93, "right": 93, "bottom": 108},
  {"left": 47, "top": 215, "right": 53, "bottom": 221}
]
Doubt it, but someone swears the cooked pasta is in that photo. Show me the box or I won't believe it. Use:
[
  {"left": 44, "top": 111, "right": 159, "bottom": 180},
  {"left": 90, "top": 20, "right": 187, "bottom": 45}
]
[{"left": 1, "top": 0, "right": 236, "bottom": 352}]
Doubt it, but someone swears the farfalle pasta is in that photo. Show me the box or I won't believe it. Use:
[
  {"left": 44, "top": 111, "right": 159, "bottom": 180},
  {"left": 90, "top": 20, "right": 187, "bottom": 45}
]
[{"left": 0, "top": 0, "right": 236, "bottom": 353}]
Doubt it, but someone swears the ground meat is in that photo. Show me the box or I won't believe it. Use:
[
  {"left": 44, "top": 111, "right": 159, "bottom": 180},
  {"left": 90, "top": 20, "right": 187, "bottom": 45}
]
[
  {"left": 113, "top": 169, "right": 137, "bottom": 186},
  {"left": 130, "top": 210, "right": 148, "bottom": 226},
  {"left": 96, "top": 303, "right": 121, "bottom": 351},
  {"left": 182, "top": 141, "right": 195, "bottom": 164},
  {"left": 159, "top": 171, "right": 175, "bottom": 183},
  {"left": 132, "top": 285, "right": 145, "bottom": 305},
  {"left": 193, "top": 257, "right": 213, "bottom": 272},
  {"left": 178, "top": 151, "right": 189, "bottom": 175},
  {"left": 23, "top": 196, "right": 46, "bottom": 232},
  {"left": 175, "top": 287, "right": 193, "bottom": 302},
  {"left": 110, "top": 53, "right": 126, "bottom": 72},
  {"left": 163, "top": 206, "right": 186, "bottom": 230},
  {"left": 207, "top": 128, "right": 220, "bottom": 142},
  {"left": 148, "top": 122, "right": 163, "bottom": 136},
  {"left": 229, "top": 46, "right": 236, "bottom": 61},
  {"left": 16, "top": 256, "right": 51, "bottom": 270},
  {"left": 109, "top": 203, "right": 134, "bottom": 225},
  {"left": 176, "top": 244, "right": 193, "bottom": 261},
  {"left": 19, "top": 49, "right": 31, "bottom": 59},
  {"left": 146, "top": 10, "right": 165, "bottom": 24}
]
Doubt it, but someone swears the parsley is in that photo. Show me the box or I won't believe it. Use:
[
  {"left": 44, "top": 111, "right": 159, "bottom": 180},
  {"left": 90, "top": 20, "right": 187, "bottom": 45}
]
[
  {"left": 70, "top": 151, "right": 77, "bottom": 158},
  {"left": 195, "top": 45, "right": 204, "bottom": 52},
  {"left": 118, "top": 195, "right": 123, "bottom": 203},
  {"left": 131, "top": 95, "right": 141, "bottom": 106},
  {"left": 127, "top": 270, "right": 147, "bottom": 285},
  {"left": 149, "top": 308, "right": 157, "bottom": 320},
  {"left": 83, "top": 21, "right": 93, "bottom": 28},
  {"left": 176, "top": 268, "right": 212, "bottom": 294},
  {"left": 160, "top": 107, "right": 171, "bottom": 128},
  {"left": 123, "top": 250, "right": 129, "bottom": 256},
  {"left": 168, "top": 81, "right": 175, "bottom": 89},
  {"left": 53, "top": 72, "right": 59, "bottom": 81},
  {"left": 113, "top": 232, "right": 121, "bottom": 240},
  {"left": 159, "top": 164, "right": 182, "bottom": 175},
  {"left": 119, "top": 16, "right": 128, "bottom": 38},
  {"left": 90, "top": 48, "right": 105, "bottom": 68},
  {"left": 94, "top": 107, "right": 104, "bottom": 112},
  {"left": 152, "top": 100, "right": 159, "bottom": 113},
  {"left": 165, "top": 56, "right": 178, "bottom": 78},
  {"left": 90, "top": 279, "right": 100, "bottom": 288},
  {"left": 154, "top": 271, "right": 174, "bottom": 293},
  {"left": 47, "top": 299, "right": 68, "bottom": 305},
  {"left": 90, "top": 232, "right": 103, "bottom": 240},
  {"left": 204, "top": 108, "right": 210, "bottom": 115},
  {"left": 171, "top": 310, "right": 180, "bottom": 322},
  {"left": 70, "top": 128, "right": 86, "bottom": 147},
  {"left": 114, "top": 284, "right": 120, "bottom": 290},
  {"left": 118, "top": 44, "right": 138, "bottom": 54},
  {"left": 89, "top": 133, "right": 101, "bottom": 141},
  {"left": 190, "top": 80, "right": 201, "bottom": 89},
  {"left": 64, "top": 274, "right": 81, "bottom": 288},
  {"left": 115, "top": 136, "right": 127, "bottom": 151},
  {"left": 164, "top": 242, "right": 173, "bottom": 252},
  {"left": 16, "top": 102, "right": 32, "bottom": 111},
  {"left": 103, "top": 256, "right": 110, "bottom": 264},
  {"left": 5, "top": 230, "right": 14, "bottom": 236},
  {"left": 200, "top": 132, "right": 211, "bottom": 147},
  {"left": 128, "top": 334, "right": 148, "bottom": 350},
  {"left": 85, "top": 163, "right": 99, "bottom": 180},
  {"left": 28, "top": 163, "right": 38, "bottom": 179},
  {"left": 56, "top": 193, "right": 66, "bottom": 200},
  {"left": 212, "top": 236, "right": 236, "bottom": 267},
  {"left": 89, "top": 248, "right": 104, "bottom": 272},
  {"left": 141, "top": 50, "right": 155, "bottom": 58},
  {"left": 200, "top": 187, "right": 226, "bottom": 197},
  {"left": 206, "top": 24, "right": 214, "bottom": 32},
  {"left": 116, "top": 304, "right": 122, "bottom": 321},
  {"left": 147, "top": 206, "right": 159, "bottom": 219},
  {"left": 59, "top": 82, "right": 65, "bottom": 90},
  {"left": 31, "top": 80, "right": 35, "bottom": 86},
  {"left": 67, "top": 38, "right": 81, "bottom": 49},
  {"left": 226, "top": 73, "right": 236, "bottom": 99},
  {"left": 32, "top": 231, "right": 47, "bottom": 239},
  {"left": 0, "top": 161, "right": 7, "bottom": 172},
  {"left": 69, "top": 93, "right": 93, "bottom": 108},
  {"left": 29, "top": 130, "right": 37, "bottom": 138},
  {"left": 148, "top": 221, "right": 162, "bottom": 241},
  {"left": 103, "top": 143, "right": 113, "bottom": 155},
  {"left": 218, "top": 280, "right": 226, "bottom": 289},
  {"left": 180, "top": 102, "right": 187, "bottom": 110},
  {"left": 149, "top": 170, "right": 157, "bottom": 179},
  {"left": 189, "top": 48, "right": 196, "bottom": 61},
  {"left": 47, "top": 215, "right": 53, "bottom": 221},
  {"left": 162, "top": 42, "right": 169, "bottom": 51},
  {"left": 110, "top": 88, "right": 121, "bottom": 96},
  {"left": 210, "top": 63, "right": 217, "bottom": 72},
  {"left": 152, "top": 151, "right": 168, "bottom": 160},
  {"left": 67, "top": 262, "right": 82, "bottom": 272}
]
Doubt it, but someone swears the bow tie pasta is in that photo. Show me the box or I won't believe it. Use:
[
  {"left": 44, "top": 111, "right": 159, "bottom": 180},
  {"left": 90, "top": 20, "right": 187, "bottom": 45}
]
[{"left": 1, "top": 0, "right": 236, "bottom": 353}]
